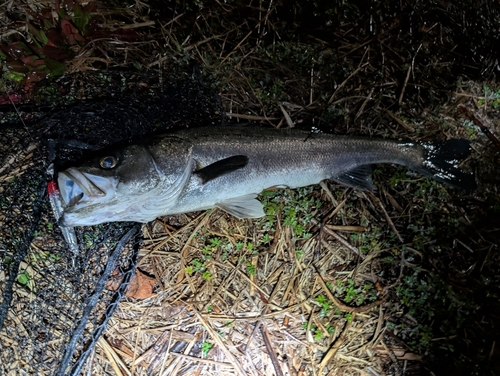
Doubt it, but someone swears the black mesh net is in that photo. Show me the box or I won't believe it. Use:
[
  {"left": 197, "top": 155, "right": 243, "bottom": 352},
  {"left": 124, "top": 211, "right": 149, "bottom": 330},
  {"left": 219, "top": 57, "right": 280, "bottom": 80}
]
[{"left": 0, "top": 70, "right": 225, "bottom": 375}]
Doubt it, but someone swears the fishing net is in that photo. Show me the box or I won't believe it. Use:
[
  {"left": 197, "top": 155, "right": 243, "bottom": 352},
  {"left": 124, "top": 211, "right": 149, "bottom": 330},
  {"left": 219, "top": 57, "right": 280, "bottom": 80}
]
[{"left": 0, "top": 71, "right": 225, "bottom": 375}]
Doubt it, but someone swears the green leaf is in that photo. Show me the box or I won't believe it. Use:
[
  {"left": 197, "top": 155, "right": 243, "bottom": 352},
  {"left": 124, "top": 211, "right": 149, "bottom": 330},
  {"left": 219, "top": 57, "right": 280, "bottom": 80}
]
[
  {"left": 44, "top": 57, "right": 66, "bottom": 76},
  {"left": 72, "top": 4, "right": 92, "bottom": 34},
  {"left": 17, "top": 271, "right": 31, "bottom": 286},
  {"left": 201, "top": 342, "right": 214, "bottom": 357},
  {"left": 246, "top": 262, "right": 256, "bottom": 276},
  {"left": 28, "top": 23, "right": 49, "bottom": 45},
  {"left": 313, "top": 329, "right": 323, "bottom": 341},
  {"left": 4, "top": 71, "right": 26, "bottom": 82}
]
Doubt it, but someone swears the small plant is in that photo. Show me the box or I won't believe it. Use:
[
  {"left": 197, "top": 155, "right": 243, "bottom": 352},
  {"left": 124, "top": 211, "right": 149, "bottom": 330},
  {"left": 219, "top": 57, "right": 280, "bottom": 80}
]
[
  {"left": 315, "top": 295, "right": 332, "bottom": 317},
  {"left": 295, "top": 248, "right": 304, "bottom": 259},
  {"left": 325, "top": 323, "right": 335, "bottom": 334},
  {"left": 302, "top": 318, "right": 334, "bottom": 342},
  {"left": 261, "top": 233, "right": 271, "bottom": 244},
  {"left": 17, "top": 271, "right": 31, "bottom": 286},
  {"left": 201, "top": 342, "right": 214, "bottom": 357},
  {"left": 462, "top": 120, "right": 479, "bottom": 140},
  {"left": 260, "top": 187, "right": 320, "bottom": 240},
  {"left": 335, "top": 279, "right": 378, "bottom": 306},
  {"left": 313, "top": 328, "right": 323, "bottom": 341},
  {"left": 246, "top": 262, "right": 256, "bottom": 276},
  {"left": 477, "top": 85, "right": 500, "bottom": 108},
  {"left": 185, "top": 258, "right": 206, "bottom": 275},
  {"left": 389, "top": 170, "right": 410, "bottom": 188}
]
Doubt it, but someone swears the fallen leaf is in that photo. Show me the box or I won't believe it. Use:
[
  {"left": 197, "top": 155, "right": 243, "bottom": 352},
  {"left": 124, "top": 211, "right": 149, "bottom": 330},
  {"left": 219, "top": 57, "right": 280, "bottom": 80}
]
[
  {"left": 126, "top": 269, "right": 156, "bottom": 299},
  {"left": 106, "top": 268, "right": 156, "bottom": 300}
]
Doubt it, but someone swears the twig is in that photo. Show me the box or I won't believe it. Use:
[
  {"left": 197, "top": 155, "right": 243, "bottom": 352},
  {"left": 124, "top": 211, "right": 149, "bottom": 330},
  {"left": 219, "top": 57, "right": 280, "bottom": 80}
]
[
  {"left": 220, "top": 29, "right": 253, "bottom": 64},
  {"left": 193, "top": 310, "right": 247, "bottom": 376},
  {"left": 169, "top": 352, "right": 234, "bottom": 367},
  {"left": 203, "top": 301, "right": 307, "bottom": 321},
  {"left": 326, "top": 225, "right": 366, "bottom": 232},
  {"left": 381, "top": 339, "right": 403, "bottom": 376},
  {"left": 98, "top": 337, "right": 130, "bottom": 376},
  {"left": 366, "top": 192, "right": 404, "bottom": 243},
  {"left": 327, "top": 63, "right": 369, "bottom": 105},
  {"left": 458, "top": 104, "right": 500, "bottom": 148},
  {"left": 133, "top": 330, "right": 171, "bottom": 367},
  {"left": 399, "top": 44, "right": 422, "bottom": 105},
  {"left": 385, "top": 110, "right": 415, "bottom": 133},
  {"left": 355, "top": 87, "right": 374, "bottom": 120},
  {"left": 318, "top": 319, "right": 353, "bottom": 374},
  {"left": 315, "top": 274, "right": 387, "bottom": 314},
  {"left": 225, "top": 112, "right": 280, "bottom": 121},
  {"left": 279, "top": 104, "right": 295, "bottom": 128},
  {"left": 260, "top": 325, "right": 285, "bottom": 376},
  {"left": 398, "top": 66, "right": 411, "bottom": 106},
  {"left": 119, "top": 21, "right": 156, "bottom": 29},
  {"left": 311, "top": 219, "right": 365, "bottom": 259}
]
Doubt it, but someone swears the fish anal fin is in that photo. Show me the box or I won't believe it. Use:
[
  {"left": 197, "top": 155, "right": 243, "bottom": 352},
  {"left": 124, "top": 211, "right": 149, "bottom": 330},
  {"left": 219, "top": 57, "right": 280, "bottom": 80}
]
[
  {"left": 195, "top": 155, "right": 249, "bottom": 183},
  {"left": 333, "top": 165, "right": 375, "bottom": 190},
  {"left": 216, "top": 194, "right": 265, "bottom": 219}
]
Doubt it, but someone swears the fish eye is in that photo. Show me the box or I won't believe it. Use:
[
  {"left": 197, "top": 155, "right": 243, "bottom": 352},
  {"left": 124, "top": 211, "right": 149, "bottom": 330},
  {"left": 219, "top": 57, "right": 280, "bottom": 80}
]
[{"left": 100, "top": 156, "right": 118, "bottom": 169}]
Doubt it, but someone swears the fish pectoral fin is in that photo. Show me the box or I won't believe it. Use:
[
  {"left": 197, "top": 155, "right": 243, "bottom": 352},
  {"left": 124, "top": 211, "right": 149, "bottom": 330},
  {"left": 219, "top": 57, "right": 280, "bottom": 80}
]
[
  {"left": 332, "top": 165, "right": 375, "bottom": 190},
  {"left": 216, "top": 194, "right": 265, "bottom": 219},
  {"left": 195, "top": 155, "right": 249, "bottom": 184}
]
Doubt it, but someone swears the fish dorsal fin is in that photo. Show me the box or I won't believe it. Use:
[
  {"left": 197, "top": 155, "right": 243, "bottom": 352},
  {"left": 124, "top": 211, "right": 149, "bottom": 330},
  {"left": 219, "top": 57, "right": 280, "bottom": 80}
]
[
  {"left": 333, "top": 165, "right": 375, "bottom": 190},
  {"left": 216, "top": 194, "right": 265, "bottom": 219},
  {"left": 195, "top": 155, "right": 249, "bottom": 183}
]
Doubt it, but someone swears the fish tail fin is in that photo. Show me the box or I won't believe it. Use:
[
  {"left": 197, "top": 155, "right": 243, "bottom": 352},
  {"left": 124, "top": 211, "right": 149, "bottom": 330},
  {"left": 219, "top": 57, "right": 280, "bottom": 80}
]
[{"left": 415, "top": 139, "right": 476, "bottom": 189}]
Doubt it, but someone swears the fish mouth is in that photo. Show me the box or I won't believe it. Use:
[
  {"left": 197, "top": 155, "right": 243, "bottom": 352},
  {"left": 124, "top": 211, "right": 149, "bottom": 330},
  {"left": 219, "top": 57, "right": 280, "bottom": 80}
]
[{"left": 58, "top": 168, "right": 115, "bottom": 208}]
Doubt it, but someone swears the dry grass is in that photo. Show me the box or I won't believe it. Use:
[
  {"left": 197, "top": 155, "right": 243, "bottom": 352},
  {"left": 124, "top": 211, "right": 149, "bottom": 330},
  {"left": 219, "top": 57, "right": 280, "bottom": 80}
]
[{"left": 95, "top": 204, "right": 409, "bottom": 376}]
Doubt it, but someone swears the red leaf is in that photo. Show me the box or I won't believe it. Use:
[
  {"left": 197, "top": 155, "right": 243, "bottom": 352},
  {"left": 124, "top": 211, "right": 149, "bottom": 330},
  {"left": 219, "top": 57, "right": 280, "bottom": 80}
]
[
  {"left": 83, "top": 2, "right": 97, "bottom": 12},
  {"left": 0, "top": 94, "right": 22, "bottom": 105},
  {"left": 46, "top": 28, "right": 64, "bottom": 46},
  {"left": 60, "top": 19, "right": 79, "bottom": 35},
  {"left": 41, "top": 45, "right": 74, "bottom": 61},
  {"left": 4, "top": 60, "right": 30, "bottom": 73},
  {"left": 60, "top": 19, "right": 83, "bottom": 45},
  {"left": 20, "top": 55, "right": 45, "bottom": 68},
  {"left": 41, "top": 8, "right": 53, "bottom": 19},
  {"left": 4, "top": 41, "right": 33, "bottom": 59}
]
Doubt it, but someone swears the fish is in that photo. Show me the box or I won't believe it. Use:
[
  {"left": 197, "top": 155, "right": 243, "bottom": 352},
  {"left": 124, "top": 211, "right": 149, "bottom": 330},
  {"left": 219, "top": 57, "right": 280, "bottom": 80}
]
[
  {"left": 57, "top": 126, "right": 475, "bottom": 227},
  {"left": 46, "top": 164, "right": 79, "bottom": 254}
]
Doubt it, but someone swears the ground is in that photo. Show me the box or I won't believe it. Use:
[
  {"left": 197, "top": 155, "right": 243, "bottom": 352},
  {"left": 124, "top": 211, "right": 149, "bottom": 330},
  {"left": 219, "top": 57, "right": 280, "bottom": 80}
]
[{"left": 0, "top": 1, "right": 499, "bottom": 375}]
